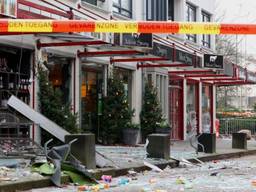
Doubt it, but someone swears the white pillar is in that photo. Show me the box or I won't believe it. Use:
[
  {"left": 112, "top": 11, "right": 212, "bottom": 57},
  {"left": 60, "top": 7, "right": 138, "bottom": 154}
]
[
  {"left": 74, "top": 55, "right": 80, "bottom": 124},
  {"left": 183, "top": 79, "right": 187, "bottom": 140},
  {"left": 132, "top": 68, "right": 142, "bottom": 124}
]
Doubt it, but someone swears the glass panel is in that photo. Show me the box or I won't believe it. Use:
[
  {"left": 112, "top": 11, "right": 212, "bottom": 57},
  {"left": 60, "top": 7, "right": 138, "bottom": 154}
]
[
  {"left": 147, "top": 0, "right": 152, "bottom": 20},
  {"left": 202, "top": 12, "right": 211, "bottom": 48},
  {"left": 186, "top": 3, "right": 196, "bottom": 42},
  {"left": 113, "top": 0, "right": 132, "bottom": 18},
  {"left": 186, "top": 84, "right": 196, "bottom": 136},
  {"left": 48, "top": 59, "right": 71, "bottom": 104},
  {"left": 81, "top": 69, "right": 103, "bottom": 134},
  {"left": 122, "top": 0, "right": 130, "bottom": 10},
  {"left": 168, "top": 0, "right": 174, "bottom": 20},
  {"left": 202, "top": 86, "right": 211, "bottom": 133}
]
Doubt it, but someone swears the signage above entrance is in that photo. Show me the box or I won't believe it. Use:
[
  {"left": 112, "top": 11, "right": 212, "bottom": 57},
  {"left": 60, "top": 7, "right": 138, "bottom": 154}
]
[
  {"left": 150, "top": 42, "right": 173, "bottom": 60},
  {"left": 114, "top": 33, "right": 152, "bottom": 48},
  {"left": 4, "top": 20, "right": 256, "bottom": 34},
  {"left": 176, "top": 50, "right": 193, "bottom": 66},
  {"left": 204, "top": 54, "right": 224, "bottom": 69}
]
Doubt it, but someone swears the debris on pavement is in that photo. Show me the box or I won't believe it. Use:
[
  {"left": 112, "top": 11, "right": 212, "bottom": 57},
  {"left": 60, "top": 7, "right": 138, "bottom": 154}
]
[{"left": 143, "top": 161, "right": 163, "bottom": 172}]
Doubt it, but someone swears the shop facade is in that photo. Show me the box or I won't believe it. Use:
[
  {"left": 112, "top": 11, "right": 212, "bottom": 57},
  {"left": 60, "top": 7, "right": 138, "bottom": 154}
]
[{"left": 1, "top": 0, "right": 255, "bottom": 144}]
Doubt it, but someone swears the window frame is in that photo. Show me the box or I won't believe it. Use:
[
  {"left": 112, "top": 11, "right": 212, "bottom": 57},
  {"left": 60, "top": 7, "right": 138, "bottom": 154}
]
[
  {"left": 168, "top": 0, "right": 174, "bottom": 20},
  {"left": 113, "top": 0, "right": 132, "bottom": 18},
  {"left": 202, "top": 11, "right": 211, "bottom": 48},
  {"left": 186, "top": 3, "right": 197, "bottom": 42},
  {"left": 146, "top": 0, "right": 167, "bottom": 21}
]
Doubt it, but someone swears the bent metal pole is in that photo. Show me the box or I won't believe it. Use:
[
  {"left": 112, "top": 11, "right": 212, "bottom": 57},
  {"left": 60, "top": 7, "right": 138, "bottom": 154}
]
[{"left": 1, "top": 19, "right": 256, "bottom": 34}]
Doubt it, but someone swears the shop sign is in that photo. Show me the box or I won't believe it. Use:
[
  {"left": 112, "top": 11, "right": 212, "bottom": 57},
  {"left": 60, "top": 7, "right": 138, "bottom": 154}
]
[
  {"left": 0, "top": 0, "right": 17, "bottom": 18},
  {"left": 204, "top": 54, "right": 223, "bottom": 69},
  {"left": 238, "top": 66, "right": 246, "bottom": 80},
  {"left": 150, "top": 42, "right": 173, "bottom": 60},
  {"left": 114, "top": 33, "right": 152, "bottom": 48},
  {"left": 176, "top": 49, "right": 193, "bottom": 65},
  {"left": 247, "top": 71, "right": 256, "bottom": 83}
]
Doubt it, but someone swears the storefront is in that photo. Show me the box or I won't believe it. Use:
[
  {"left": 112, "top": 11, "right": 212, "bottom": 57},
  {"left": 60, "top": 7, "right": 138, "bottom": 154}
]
[
  {"left": 0, "top": 44, "right": 32, "bottom": 138},
  {"left": 80, "top": 64, "right": 104, "bottom": 137},
  {"left": 169, "top": 79, "right": 183, "bottom": 140},
  {"left": 186, "top": 81, "right": 199, "bottom": 137},
  {"left": 202, "top": 84, "right": 213, "bottom": 133}
]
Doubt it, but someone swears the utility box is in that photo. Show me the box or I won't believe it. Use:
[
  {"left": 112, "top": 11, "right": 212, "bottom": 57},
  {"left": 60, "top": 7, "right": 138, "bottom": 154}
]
[
  {"left": 146, "top": 134, "right": 170, "bottom": 160},
  {"left": 198, "top": 133, "right": 216, "bottom": 153},
  {"left": 232, "top": 133, "right": 247, "bottom": 149},
  {"left": 65, "top": 134, "right": 96, "bottom": 169}
]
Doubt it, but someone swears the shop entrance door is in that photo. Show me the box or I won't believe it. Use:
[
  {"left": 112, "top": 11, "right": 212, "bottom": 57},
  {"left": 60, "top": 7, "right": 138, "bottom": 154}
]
[
  {"left": 81, "top": 68, "right": 103, "bottom": 138},
  {"left": 169, "top": 80, "right": 183, "bottom": 140}
]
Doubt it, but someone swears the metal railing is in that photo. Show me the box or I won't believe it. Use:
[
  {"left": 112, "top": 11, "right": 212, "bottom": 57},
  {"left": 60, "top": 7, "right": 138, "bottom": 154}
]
[{"left": 220, "top": 118, "right": 256, "bottom": 135}]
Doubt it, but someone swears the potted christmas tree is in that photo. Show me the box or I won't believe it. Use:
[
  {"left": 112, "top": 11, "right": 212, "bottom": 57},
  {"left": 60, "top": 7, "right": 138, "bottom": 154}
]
[
  {"left": 101, "top": 70, "right": 134, "bottom": 145},
  {"left": 122, "top": 123, "right": 140, "bottom": 146},
  {"left": 140, "top": 81, "right": 163, "bottom": 143},
  {"left": 38, "top": 66, "right": 79, "bottom": 145}
]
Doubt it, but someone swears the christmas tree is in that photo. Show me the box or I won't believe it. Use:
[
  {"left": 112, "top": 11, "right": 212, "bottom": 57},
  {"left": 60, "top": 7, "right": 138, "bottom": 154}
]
[
  {"left": 38, "top": 66, "right": 79, "bottom": 144},
  {"left": 140, "top": 81, "right": 163, "bottom": 140},
  {"left": 102, "top": 70, "right": 134, "bottom": 144}
]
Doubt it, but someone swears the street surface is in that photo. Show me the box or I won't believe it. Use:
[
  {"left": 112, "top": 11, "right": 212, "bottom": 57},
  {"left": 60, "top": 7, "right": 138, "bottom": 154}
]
[{"left": 26, "top": 155, "right": 256, "bottom": 192}]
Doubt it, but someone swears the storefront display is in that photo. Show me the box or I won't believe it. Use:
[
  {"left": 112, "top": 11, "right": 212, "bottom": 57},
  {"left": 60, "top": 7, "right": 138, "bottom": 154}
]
[
  {"left": 0, "top": 46, "right": 31, "bottom": 138},
  {"left": 80, "top": 67, "right": 104, "bottom": 135}
]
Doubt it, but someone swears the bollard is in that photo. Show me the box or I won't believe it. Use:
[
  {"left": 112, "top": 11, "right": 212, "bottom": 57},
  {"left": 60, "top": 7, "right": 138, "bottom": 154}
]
[
  {"left": 232, "top": 133, "right": 247, "bottom": 149},
  {"left": 65, "top": 134, "right": 96, "bottom": 169},
  {"left": 146, "top": 134, "right": 170, "bottom": 160},
  {"left": 198, "top": 133, "right": 216, "bottom": 153}
]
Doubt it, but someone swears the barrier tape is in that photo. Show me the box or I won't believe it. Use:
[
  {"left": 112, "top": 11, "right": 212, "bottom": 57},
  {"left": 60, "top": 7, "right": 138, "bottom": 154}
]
[{"left": 1, "top": 20, "right": 256, "bottom": 34}]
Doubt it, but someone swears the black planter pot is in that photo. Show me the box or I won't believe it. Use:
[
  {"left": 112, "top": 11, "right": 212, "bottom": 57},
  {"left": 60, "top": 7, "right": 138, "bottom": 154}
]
[
  {"left": 122, "top": 128, "right": 140, "bottom": 146},
  {"left": 155, "top": 127, "right": 171, "bottom": 134}
]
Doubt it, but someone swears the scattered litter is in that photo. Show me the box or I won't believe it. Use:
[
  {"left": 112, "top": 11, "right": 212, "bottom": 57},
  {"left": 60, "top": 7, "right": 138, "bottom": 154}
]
[
  {"left": 213, "top": 160, "right": 219, "bottom": 164},
  {"left": 210, "top": 171, "right": 219, "bottom": 176},
  {"left": 149, "top": 178, "right": 157, "bottom": 184},
  {"left": 252, "top": 179, "right": 256, "bottom": 187},
  {"left": 176, "top": 177, "right": 193, "bottom": 189},
  {"left": 101, "top": 175, "right": 112, "bottom": 183},
  {"left": 118, "top": 178, "right": 130, "bottom": 185},
  {"left": 141, "top": 187, "right": 152, "bottom": 192},
  {"left": 0, "top": 177, "right": 12, "bottom": 181},
  {"left": 143, "top": 161, "right": 163, "bottom": 173},
  {"left": 0, "top": 159, "right": 19, "bottom": 168},
  {"left": 127, "top": 170, "right": 138, "bottom": 177},
  {"left": 96, "top": 151, "right": 119, "bottom": 168},
  {"left": 181, "top": 158, "right": 200, "bottom": 167},
  {"left": 193, "top": 157, "right": 204, "bottom": 164},
  {"left": 77, "top": 184, "right": 110, "bottom": 192}
]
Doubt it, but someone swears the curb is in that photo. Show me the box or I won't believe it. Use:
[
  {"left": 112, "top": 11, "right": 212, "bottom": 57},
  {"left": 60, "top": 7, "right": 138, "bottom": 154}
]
[{"left": 1, "top": 149, "right": 256, "bottom": 192}]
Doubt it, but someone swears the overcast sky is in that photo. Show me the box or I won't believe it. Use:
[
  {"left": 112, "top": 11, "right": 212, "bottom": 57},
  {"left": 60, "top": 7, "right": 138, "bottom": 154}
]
[{"left": 216, "top": 0, "right": 256, "bottom": 56}]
